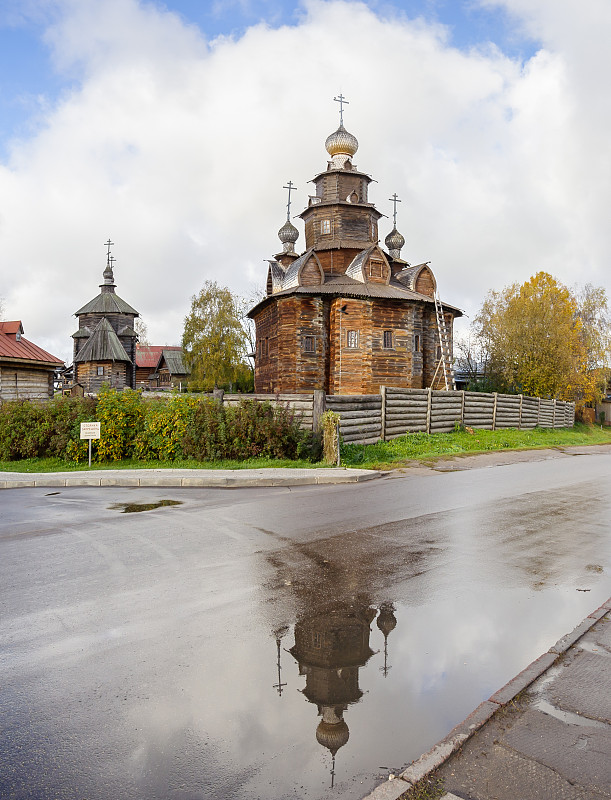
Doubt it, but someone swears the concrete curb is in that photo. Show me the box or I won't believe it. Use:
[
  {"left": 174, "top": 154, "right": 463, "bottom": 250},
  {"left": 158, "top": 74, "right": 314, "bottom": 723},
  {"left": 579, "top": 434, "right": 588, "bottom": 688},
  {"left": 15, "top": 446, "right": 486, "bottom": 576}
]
[
  {"left": 363, "top": 598, "right": 611, "bottom": 800},
  {"left": 0, "top": 467, "right": 381, "bottom": 490}
]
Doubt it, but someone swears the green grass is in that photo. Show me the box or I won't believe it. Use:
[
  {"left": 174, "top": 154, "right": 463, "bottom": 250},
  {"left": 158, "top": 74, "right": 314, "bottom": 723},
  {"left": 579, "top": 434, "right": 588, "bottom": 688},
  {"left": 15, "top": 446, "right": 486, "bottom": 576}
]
[
  {"left": 0, "top": 456, "right": 323, "bottom": 473},
  {"left": 340, "top": 423, "right": 611, "bottom": 469}
]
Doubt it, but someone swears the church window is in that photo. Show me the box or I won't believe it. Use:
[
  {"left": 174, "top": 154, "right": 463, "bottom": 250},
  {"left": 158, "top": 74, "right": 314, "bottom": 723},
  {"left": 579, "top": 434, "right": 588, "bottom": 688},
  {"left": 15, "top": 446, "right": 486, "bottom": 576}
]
[
  {"left": 302, "top": 335, "right": 316, "bottom": 353},
  {"left": 369, "top": 260, "right": 383, "bottom": 279},
  {"left": 346, "top": 330, "right": 359, "bottom": 349},
  {"left": 414, "top": 334, "right": 421, "bottom": 353},
  {"left": 97, "top": 366, "right": 104, "bottom": 376},
  {"left": 383, "top": 330, "right": 393, "bottom": 349},
  {"left": 321, "top": 219, "right": 331, "bottom": 235},
  {"left": 436, "top": 345, "right": 442, "bottom": 360}
]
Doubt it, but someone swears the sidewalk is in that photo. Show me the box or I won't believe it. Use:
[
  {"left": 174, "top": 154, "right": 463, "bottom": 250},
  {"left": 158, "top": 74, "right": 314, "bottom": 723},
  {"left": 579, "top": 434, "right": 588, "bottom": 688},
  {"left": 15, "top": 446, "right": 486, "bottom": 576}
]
[
  {"left": 365, "top": 598, "right": 611, "bottom": 800},
  {"left": 0, "top": 466, "right": 380, "bottom": 489}
]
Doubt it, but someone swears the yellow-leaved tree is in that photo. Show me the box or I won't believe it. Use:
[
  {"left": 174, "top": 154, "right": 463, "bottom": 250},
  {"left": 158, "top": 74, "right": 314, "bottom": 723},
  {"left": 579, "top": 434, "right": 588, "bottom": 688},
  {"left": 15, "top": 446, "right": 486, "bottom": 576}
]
[
  {"left": 182, "top": 281, "right": 249, "bottom": 391},
  {"left": 473, "top": 272, "right": 610, "bottom": 404}
]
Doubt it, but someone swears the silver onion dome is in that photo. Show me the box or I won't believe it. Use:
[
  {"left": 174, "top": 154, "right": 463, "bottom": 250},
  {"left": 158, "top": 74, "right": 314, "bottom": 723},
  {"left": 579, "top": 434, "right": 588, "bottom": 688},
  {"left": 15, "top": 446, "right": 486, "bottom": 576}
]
[
  {"left": 385, "top": 227, "right": 405, "bottom": 257},
  {"left": 278, "top": 219, "right": 299, "bottom": 244},
  {"left": 325, "top": 124, "right": 359, "bottom": 158}
]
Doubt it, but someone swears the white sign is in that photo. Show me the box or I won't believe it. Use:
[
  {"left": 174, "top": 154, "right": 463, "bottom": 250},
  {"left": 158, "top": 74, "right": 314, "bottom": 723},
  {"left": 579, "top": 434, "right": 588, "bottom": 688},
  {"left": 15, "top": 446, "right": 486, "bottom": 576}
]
[{"left": 80, "top": 422, "right": 101, "bottom": 440}]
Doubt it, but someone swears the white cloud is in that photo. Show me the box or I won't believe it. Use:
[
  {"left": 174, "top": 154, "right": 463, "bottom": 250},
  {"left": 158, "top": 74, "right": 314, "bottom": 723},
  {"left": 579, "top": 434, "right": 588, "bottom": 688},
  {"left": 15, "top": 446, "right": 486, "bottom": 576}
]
[{"left": 1, "top": 0, "right": 610, "bottom": 360}]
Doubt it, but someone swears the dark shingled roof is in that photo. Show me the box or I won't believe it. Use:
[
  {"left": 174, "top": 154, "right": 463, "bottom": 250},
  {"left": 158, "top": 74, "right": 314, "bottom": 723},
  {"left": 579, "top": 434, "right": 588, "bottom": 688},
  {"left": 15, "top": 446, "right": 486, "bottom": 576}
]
[
  {"left": 75, "top": 292, "right": 139, "bottom": 316},
  {"left": 249, "top": 274, "right": 462, "bottom": 317},
  {"left": 159, "top": 349, "right": 189, "bottom": 375},
  {"left": 74, "top": 318, "right": 131, "bottom": 363}
]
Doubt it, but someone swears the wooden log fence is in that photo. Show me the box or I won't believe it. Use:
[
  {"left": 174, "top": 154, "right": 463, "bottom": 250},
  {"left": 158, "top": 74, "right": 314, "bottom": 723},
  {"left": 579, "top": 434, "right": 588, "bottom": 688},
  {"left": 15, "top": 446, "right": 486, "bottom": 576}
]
[{"left": 213, "top": 389, "right": 576, "bottom": 445}]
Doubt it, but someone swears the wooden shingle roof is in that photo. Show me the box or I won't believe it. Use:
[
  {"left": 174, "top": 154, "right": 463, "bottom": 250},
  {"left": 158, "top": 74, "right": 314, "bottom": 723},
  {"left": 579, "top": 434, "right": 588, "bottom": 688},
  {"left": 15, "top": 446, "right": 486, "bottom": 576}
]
[
  {"left": 73, "top": 318, "right": 131, "bottom": 363},
  {"left": 75, "top": 292, "right": 139, "bottom": 316}
]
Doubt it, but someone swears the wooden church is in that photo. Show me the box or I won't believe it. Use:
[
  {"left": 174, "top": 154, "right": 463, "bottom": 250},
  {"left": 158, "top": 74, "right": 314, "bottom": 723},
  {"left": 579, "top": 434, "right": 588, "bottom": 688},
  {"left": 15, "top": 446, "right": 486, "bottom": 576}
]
[
  {"left": 249, "top": 98, "right": 461, "bottom": 395},
  {"left": 72, "top": 243, "right": 139, "bottom": 393}
]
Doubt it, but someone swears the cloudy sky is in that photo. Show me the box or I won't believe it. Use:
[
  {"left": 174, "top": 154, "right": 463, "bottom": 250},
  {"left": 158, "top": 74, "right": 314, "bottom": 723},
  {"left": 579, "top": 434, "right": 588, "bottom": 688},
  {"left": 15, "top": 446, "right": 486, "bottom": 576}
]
[{"left": 0, "top": 0, "right": 609, "bottom": 363}]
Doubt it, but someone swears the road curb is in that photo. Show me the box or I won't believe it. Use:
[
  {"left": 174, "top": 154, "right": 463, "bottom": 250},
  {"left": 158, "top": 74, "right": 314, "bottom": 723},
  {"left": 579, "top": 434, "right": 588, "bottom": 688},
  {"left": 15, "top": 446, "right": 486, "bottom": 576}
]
[
  {"left": 0, "top": 468, "right": 380, "bottom": 490},
  {"left": 363, "top": 598, "right": 611, "bottom": 800}
]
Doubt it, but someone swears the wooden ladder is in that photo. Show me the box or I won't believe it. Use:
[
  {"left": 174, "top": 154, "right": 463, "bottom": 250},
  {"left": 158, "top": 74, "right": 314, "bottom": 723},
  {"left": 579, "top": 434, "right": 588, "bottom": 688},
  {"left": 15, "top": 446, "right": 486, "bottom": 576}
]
[{"left": 432, "top": 292, "right": 456, "bottom": 391}]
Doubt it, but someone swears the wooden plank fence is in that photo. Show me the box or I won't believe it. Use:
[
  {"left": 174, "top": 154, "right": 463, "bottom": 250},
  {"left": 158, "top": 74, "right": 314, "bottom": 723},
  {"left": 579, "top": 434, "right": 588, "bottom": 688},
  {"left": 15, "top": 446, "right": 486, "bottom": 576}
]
[{"left": 213, "top": 389, "right": 576, "bottom": 444}]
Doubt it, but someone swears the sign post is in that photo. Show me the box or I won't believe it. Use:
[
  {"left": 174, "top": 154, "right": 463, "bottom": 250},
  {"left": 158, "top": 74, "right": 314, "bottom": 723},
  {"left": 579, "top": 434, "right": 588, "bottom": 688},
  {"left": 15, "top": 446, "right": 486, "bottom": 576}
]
[{"left": 80, "top": 422, "right": 101, "bottom": 467}]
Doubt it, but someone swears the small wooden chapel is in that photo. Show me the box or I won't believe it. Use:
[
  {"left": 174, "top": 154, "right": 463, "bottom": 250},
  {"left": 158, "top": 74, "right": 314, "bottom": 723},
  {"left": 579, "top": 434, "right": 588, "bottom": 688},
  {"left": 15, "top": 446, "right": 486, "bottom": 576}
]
[
  {"left": 249, "top": 97, "right": 462, "bottom": 395},
  {"left": 72, "top": 241, "right": 139, "bottom": 393}
]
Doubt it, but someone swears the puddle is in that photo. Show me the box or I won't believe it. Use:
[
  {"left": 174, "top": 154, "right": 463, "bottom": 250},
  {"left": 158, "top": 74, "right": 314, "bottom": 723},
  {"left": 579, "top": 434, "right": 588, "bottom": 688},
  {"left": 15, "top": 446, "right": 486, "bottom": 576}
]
[
  {"left": 109, "top": 499, "right": 183, "bottom": 513},
  {"left": 533, "top": 700, "right": 608, "bottom": 729}
]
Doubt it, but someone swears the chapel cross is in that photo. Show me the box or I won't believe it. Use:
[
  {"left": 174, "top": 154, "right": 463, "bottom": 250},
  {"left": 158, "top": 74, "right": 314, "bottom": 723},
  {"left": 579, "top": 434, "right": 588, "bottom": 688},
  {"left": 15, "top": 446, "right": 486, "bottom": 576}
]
[
  {"left": 104, "top": 238, "right": 114, "bottom": 262},
  {"left": 388, "top": 193, "right": 402, "bottom": 227},
  {"left": 334, "top": 93, "right": 349, "bottom": 126},
  {"left": 283, "top": 180, "right": 297, "bottom": 220}
]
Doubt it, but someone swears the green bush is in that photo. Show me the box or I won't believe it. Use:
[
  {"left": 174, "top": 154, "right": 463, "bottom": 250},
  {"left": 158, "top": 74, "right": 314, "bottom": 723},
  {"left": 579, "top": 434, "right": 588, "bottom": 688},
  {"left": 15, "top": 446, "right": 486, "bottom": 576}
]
[
  {"left": 0, "top": 396, "right": 96, "bottom": 461},
  {"left": 0, "top": 389, "right": 313, "bottom": 464},
  {"left": 134, "top": 395, "right": 199, "bottom": 460},
  {"left": 182, "top": 397, "right": 312, "bottom": 461}
]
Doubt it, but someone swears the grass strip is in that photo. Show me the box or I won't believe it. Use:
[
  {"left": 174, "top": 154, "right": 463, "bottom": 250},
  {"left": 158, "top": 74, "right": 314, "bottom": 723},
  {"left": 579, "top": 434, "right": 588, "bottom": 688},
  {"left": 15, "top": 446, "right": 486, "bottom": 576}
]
[{"left": 340, "top": 424, "right": 611, "bottom": 469}]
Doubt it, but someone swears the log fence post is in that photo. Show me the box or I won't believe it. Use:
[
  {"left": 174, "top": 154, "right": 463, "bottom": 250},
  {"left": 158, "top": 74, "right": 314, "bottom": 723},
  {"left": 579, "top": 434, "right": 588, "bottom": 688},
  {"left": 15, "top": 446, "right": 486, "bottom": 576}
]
[
  {"left": 492, "top": 392, "right": 498, "bottom": 431},
  {"left": 380, "top": 386, "right": 387, "bottom": 441},
  {"left": 313, "top": 389, "right": 326, "bottom": 433},
  {"left": 426, "top": 387, "right": 432, "bottom": 434},
  {"left": 518, "top": 394, "right": 523, "bottom": 430}
]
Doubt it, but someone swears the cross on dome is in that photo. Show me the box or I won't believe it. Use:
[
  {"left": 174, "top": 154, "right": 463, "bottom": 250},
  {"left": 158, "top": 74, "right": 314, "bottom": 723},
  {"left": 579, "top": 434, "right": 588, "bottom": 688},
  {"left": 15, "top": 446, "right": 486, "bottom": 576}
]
[
  {"left": 333, "top": 93, "right": 349, "bottom": 126},
  {"left": 389, "top": 193, "right": 402, "bottom": 227}
]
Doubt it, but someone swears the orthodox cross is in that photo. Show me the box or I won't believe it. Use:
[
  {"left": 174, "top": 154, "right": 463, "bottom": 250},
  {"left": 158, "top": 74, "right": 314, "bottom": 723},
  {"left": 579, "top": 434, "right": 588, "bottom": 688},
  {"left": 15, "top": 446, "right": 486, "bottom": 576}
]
[
  {"left": 272, "top": 637, "right": 287, "bottom": 696},
  {"left": 283, "top": 180, "right": 297, "bottom": 220},
  {"left": 109, "top": 255, "right": 116, "bottom": 270},
  {"left": 388, "top": 193, "right": 401, "bottom": 228},
  {"left": 104, "top": 238, "right": 114, "bottom": 263},
  {"left": 334, "top": 93, "right": 349, "bottom": 126}
]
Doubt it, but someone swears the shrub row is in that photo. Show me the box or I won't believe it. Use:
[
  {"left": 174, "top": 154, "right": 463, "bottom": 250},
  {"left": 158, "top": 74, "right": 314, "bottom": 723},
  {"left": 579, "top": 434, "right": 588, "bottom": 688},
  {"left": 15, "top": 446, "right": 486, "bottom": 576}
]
[{"left": 0, "top": 387, "right": 314, "bottom": 463}]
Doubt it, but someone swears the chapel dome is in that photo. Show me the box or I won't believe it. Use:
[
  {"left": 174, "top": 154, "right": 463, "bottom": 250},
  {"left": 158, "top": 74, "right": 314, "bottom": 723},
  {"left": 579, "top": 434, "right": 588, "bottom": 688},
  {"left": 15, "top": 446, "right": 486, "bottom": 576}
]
[
  {"left": 385, "top": 227, "right": 405, "bottom": 253},
  {"left": 325, "top": 124, "right": 359, "bottom": 158},
  {"left": 376, "top": 605, "right": 397, "bottom": 638},
  {"left": 278, "top": 219, "right": 299, "bottom": 244},
  {"left": 316, "top": 719, "right": 350, "bottom": 755}
]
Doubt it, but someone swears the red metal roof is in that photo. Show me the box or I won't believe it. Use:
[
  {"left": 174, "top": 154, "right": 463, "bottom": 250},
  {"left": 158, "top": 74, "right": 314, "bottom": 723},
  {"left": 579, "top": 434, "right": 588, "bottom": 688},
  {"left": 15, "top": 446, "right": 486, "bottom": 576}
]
[
  {"left": 136, "top": 345, "right": 182, "bottom": 369},
  {"left": 0, "top": 321, "right": 24, "bottom": 335},
  {"left": 0, "top": 321, "right": 63, "bottom": 365}
]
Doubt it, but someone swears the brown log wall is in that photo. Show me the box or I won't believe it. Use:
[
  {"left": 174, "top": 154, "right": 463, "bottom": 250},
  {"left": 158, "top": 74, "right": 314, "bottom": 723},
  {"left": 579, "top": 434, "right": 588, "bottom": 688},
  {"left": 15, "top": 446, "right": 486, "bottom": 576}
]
[{"left": 0, "top": 366, "right": 54, "bottom": 401}]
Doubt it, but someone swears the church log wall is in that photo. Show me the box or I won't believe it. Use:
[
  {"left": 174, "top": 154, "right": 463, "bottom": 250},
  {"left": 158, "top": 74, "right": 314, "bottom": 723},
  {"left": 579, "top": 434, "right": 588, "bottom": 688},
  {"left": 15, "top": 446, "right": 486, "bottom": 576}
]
[{"left": 75, "top": 361, "right": 128, "bottom": 394}]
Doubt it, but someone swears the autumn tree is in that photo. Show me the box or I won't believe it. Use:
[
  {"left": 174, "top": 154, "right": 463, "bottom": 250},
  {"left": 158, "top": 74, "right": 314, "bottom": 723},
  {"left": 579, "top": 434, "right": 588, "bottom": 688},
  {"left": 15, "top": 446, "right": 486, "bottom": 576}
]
[
  {"left": 134, "top": 317, "right": 150, "bottom": 346},
  {"left": 182, "top": 281, "right": 248, "bottom": 391},
  {"left": 473, "top": 272, "right": 611, "bottom": 403}
]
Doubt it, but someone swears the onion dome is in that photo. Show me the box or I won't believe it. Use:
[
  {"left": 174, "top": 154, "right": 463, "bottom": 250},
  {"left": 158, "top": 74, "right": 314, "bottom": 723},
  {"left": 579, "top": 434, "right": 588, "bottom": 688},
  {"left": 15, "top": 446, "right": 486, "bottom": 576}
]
[
  {"left": 278, "top": 218, "right": 299, "bottom": 255},
  {"left": 278, "top": 219, "right": 299, "bottom": 245},
  {"left": 325, "top": 124, "right": 359, "bottom": 168},
  {"left": 103, "top": 262, "right": 114, "bottom": 284},
  {"left": 316, "top": 719, "right": 350, "bottom": 756},
  {"left": 376, "top": 605, "right": 397, "bottom": 638},
  {"left": 385, "top": 227, "right": 405, "bottom": 258}
]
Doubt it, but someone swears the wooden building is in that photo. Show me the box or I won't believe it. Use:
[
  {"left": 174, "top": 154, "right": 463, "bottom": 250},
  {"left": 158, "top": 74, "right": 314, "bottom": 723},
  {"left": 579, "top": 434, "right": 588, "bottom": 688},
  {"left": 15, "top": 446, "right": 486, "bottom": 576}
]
[
  {"left": 72, "top": 251, "right": 139, "bottom": 394},
  {"left": 135, "top": 345, "right": 189, "bottom": 390},
  {"left": 0, "top": 321, "right": 63, "bottom": 401},
  {"left": 249, "top": 104, "right": 461, "bottom": 395}
]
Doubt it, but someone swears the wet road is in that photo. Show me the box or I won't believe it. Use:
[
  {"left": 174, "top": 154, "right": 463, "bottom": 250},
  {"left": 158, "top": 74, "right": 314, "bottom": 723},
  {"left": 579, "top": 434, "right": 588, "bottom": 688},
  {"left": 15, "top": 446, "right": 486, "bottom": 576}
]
[{"left": 1, "top": 454, "right": 610, "bottom": 800}]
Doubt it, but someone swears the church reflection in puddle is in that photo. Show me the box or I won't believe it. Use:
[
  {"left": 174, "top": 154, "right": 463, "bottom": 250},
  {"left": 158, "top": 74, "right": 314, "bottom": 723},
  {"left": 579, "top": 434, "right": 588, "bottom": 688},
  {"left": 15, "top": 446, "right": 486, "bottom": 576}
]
[{"left": 275, "top": 600, "right": 397, "bottom": 787}]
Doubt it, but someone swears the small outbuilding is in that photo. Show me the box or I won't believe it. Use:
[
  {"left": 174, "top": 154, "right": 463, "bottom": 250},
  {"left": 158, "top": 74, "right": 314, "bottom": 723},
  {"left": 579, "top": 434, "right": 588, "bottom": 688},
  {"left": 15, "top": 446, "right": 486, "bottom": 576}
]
[{"left": 0, "top": 321, "right": 64, "bottom": 401}]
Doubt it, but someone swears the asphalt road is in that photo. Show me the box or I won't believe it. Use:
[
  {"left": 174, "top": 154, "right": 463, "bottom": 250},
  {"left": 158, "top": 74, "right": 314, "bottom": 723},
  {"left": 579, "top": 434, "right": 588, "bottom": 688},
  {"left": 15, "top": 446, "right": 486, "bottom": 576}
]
[{"left": 1, "top": 453, "right": 611, "bottom": 799}]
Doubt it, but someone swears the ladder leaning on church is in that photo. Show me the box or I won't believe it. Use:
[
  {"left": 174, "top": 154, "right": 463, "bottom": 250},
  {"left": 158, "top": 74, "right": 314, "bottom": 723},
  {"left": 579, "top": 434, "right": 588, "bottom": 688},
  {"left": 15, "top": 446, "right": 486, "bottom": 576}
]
[{"left": 432, "top": 292, "right": 456, "bottom": 391}]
